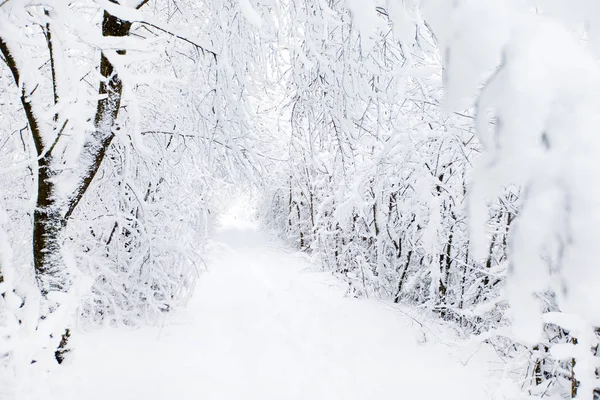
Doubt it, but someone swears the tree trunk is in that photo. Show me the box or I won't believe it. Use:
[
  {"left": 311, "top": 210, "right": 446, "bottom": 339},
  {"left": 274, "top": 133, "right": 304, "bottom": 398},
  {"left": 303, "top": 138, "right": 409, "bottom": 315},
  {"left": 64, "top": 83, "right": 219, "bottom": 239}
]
[
  {"left": 64, "top": 9, "right": 133, "bottom": 222},
  {"left": 33, "top": 155, "right": 68, "bottom": 295}
]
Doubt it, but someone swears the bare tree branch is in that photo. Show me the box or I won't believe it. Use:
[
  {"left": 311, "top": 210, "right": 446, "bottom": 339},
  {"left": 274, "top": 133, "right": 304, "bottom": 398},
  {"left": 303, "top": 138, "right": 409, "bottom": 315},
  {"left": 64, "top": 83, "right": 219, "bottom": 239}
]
[
  {"left": 97, "top": 0, "right": 218, "bottom": 60},
  {"left": 135, "top": 0, "right": 150, "bottom": 9},
  {"left": 0, "top": 37, "right": 45, "bottom": 156},
  {"left": 137, "top": 21, "right": 217, "bottom": 60}
]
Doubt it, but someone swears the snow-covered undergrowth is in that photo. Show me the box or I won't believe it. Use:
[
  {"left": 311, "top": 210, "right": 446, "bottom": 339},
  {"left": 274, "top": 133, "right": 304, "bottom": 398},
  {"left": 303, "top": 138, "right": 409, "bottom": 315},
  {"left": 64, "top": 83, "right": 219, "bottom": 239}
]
[
  {"left": 35, "top": 214, "right": 506, "bottom": 400},
  {"left": 260, "top": 1, "right": 600, "bottom": 398}
]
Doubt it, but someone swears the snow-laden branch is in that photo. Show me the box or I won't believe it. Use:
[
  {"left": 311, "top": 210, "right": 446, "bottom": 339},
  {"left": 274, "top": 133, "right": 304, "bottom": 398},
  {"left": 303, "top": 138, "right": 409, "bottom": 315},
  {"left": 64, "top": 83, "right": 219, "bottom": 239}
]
[{"left": 96, "top": 0, "right": 218, "bottom": 60}]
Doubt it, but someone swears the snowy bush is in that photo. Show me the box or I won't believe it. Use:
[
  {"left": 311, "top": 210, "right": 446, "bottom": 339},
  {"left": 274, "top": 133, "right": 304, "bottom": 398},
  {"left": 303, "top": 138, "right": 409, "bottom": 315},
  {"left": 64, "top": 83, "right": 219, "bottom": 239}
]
[{"left": 261, "top": 0, "right": 600, "bottom": 398}]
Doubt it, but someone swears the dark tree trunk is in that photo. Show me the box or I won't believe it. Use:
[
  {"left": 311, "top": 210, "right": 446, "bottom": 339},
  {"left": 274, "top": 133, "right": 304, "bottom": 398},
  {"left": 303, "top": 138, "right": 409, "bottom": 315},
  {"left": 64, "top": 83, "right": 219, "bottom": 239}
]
[{"left": 33, "top": 155, "right": 67, "bottom": 295}]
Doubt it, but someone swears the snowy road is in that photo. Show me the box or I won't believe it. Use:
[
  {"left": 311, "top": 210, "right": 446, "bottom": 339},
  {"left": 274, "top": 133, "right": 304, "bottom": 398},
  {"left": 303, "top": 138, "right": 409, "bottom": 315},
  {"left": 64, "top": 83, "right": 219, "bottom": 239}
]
[{"left": 48, "top": 216, "right": 501, "bottom": 400}]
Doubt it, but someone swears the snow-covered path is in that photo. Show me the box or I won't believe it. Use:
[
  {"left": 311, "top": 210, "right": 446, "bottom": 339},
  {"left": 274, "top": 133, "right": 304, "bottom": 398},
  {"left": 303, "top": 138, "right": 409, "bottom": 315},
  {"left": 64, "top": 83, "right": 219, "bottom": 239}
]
[{"left": 48, "top": 216, "right": 501, "bottom": 400}]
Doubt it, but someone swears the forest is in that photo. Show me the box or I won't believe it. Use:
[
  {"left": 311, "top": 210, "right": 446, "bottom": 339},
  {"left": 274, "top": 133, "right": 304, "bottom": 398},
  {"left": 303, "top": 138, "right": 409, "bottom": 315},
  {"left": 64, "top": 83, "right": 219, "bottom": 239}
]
[{"left": 2, "top": 0, "right": 600, "bottom": 399}]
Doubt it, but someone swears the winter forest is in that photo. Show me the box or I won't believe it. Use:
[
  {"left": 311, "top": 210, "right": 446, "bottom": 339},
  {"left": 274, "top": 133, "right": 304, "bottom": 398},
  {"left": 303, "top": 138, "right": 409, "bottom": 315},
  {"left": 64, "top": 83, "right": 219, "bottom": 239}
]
[{"left": 2, "top": 0, "right": 600, "bottom": 399}]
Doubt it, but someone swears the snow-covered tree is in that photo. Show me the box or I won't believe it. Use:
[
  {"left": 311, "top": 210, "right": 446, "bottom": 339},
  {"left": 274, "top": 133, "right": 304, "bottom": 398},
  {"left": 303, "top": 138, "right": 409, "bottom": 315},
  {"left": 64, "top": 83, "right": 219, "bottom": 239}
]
[
  {"left": 0, "top": 0, "right": 273, "bottom": 391},
  {"left": 260, "top": 0, "right": 600, "bottom": 398}
]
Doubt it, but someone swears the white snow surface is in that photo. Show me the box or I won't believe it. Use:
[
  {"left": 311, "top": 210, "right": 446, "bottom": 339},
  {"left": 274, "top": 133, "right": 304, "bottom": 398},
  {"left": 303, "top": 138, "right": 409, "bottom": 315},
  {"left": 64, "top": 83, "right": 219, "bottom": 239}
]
[
  {"left": 239, "top": 0, "right": 263, "bottom": 28},
  {"left": 40, "top": 208, "right": 504, "bottom": 400}
]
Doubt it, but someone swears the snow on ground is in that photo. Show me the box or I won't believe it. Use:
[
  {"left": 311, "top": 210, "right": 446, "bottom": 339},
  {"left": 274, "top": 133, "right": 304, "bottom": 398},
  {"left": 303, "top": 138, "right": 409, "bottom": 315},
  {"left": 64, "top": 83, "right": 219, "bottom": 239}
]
[{"left": 42, "top": 205, "right": 507, "bottom": 400}]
